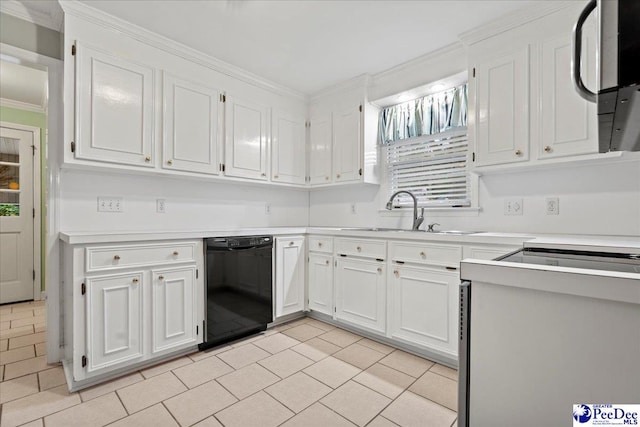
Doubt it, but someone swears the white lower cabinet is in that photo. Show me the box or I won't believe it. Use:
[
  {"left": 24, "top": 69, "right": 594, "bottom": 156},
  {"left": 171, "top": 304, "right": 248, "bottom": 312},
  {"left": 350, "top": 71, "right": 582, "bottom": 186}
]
[
  {"left": 85, "top": 272, "right": 144, "bottom": 372},
  {"left": 335, "top": 257, "right": 386, "bottom": 334},
  {"left": 388, "top": 265, "right": 459, "bottom": 355},
  {"left": 62, "top": 240, "right": 204, "bottom": 390},
  {"left": 151, "top": 266, "right": 198, "bottom": 353},
  {"left": 308, "top": 252, "right": 333, "bottom": 315},
  {"left": 275, "top": 236, "right": 306, "bottom": 318}
]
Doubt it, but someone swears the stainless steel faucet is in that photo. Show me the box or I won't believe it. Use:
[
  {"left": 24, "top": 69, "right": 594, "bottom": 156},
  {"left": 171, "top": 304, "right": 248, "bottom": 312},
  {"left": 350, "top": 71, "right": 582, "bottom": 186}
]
[{"left": 385, "top": 191, "right": 424, "bottom": 231}]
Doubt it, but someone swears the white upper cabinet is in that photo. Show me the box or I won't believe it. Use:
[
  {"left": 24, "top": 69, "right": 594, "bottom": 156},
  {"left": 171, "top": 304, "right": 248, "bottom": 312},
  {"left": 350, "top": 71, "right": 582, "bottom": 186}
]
[
  {"left": 163, "top": 74, "right": 223, "bottom": 175},
  {"left": 224, "top": 95, "right": 269, "bottom": 180},
  {"left": 271, "top": 110, "right": 306, "bottom": 185},
  {"left": 333, "top": 104, "right": 362, "bottom": 182},
  {"left": 309, "top": 111, "right": 333, "bottom": 185},
  {"left": 539, "top": 25, "right": 597, "bottom": 159},
  {"left": 75, "top": 43, "right": 155, "bottom": 167},
  {"left": 474, "top": 46, "right": 530, "bottom": 166}
]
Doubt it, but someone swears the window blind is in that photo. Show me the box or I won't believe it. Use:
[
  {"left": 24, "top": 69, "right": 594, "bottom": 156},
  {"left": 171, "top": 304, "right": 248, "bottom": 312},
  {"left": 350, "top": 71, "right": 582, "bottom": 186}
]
[{"left": 386, "top": 128, "right": 470, "bottom": 208}]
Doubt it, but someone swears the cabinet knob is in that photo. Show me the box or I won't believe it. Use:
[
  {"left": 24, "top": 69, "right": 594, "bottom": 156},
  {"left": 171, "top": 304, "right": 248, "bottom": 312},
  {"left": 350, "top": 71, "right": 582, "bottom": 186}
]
[
  {"left": 274, "top": 175, "right": 279, "bottom": 179},
  {"left": 167, "top": 159, "right": 173, "bottom": 165},
  {"left": 515, "top": 150, "right": 522, "bottom": 156},
  {"left": 261, "top": 173, "right": 266, "bottom": 177},
  {"left": 144, "top": 156, "right": 151, "bottom": 162},
  {"left": 132, "top": 278, "right": 139, "bottom": 284},
  {"left": 113, "top": 255, "right": 121, "bottom": 261},
  {"left": 325, "top": 176, "right": 329, "bottom": 181},
  {"left": 158, "top": 275, "right": 164, "bottom": 281},
  {"left": 336, "top": 173, "right": 341, "bottom": 178},
  {"left": 326, "top": 260, "right": 330, "bottom": 265},
  {"left": 420, "top": 251, "right": 426, "bottom": 257},
  {"left": 356, "top": 246, "right": 362, "bottom": 252},
  {"left": 318, "top": 242, "right": 323, "bottom": 247},
  {"left": 172, "top": 251, "right": 179, "bottom": 256},
  {"left": 544, "top": 146, "right": 552, "bottom": 152},
  {"left": 377, "top": 267, "right": 382, "bottom": 273},
  {"left": 289, "top": 241, "right": 294, "bottom": 246},
  {"left": 393, "top": 270, "right": 399, "bottom": 276}
]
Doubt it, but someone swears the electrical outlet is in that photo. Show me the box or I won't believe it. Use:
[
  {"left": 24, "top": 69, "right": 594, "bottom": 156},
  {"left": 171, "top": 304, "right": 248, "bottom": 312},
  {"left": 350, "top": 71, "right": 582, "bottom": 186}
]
[
  {"left": 504, "top": 198, "right": 523, "bottom": 216},
  {"left": 265, "top": 203, "right": 271, "bottom": 215},
  {"left": 156, "top": 199, "right": 166, "bottom": 213},
  {"left": 546, "top": 197, "right": 559, "bottom": 215},
  {"left": 97, "top": 197, "right": 123, "bottom": 213},
  {"left": 350, "top": 203, "right": 357, "bottom": 214}
]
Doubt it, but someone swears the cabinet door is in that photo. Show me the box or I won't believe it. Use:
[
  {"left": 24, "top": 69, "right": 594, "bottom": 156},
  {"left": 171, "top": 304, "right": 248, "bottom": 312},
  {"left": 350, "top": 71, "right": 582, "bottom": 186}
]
[
  {"left": 224, "top": 95, "right": 269, "bottom": 180},
  {"left": 308, "top": 253, "right": 333, "bottom": 315},
  {"left": 151, "top": 266, "right": 199, "bottom": 353},
  {"left": 275, "top": 237, "right": 305, "bottom": 317},
  {"left": 335, "top": 257, "right": 385, "bottom": 334},
  {"left": 332, "top": 105, "right": 362, "bottom": 182},
  {"left": 539, "top": 27, "right": 597, "bottom": 159},
  {"left": 271, "top": 110, "right": 306, "bottom": 185},
  {"left": 475, "top": 46, "right": 529, "bottom": 166},
  {"left": 163, "top": 74, "right": 222, "bottom": 174},
  {"left": 309, "top": 112, "right": 332, "bottom": 185},
  {"left": 389, "top": 266, "right": 458, "bottom": 354},
  {"left": 85, "top": 272, "right": 143, "bottom": 372},
  {"left": 75, "top": 43, "right": 154, "bottom": 167}
]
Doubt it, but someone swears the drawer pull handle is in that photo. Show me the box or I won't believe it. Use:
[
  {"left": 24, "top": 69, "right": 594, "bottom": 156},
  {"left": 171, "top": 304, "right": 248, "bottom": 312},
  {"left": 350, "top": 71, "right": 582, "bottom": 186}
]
[
  {"left": 173, "top": 251, "right": 179, "bottom": 256},
  {"left": 375, "top": 258, "right": 384, "bottom": 262},
  {"left": 132, "top": 278, "right": 139, "bottom": 284},
  {"left": 326, "top": 260, "right": 330, "bottom": 265},
  {"left": 356, "top": 246, "right": 362, "bottom": 252},
  {"left": 420, "top": 251, "right": 426, "bottom": 257},
  {"left": 113, "top": 255, "right": 121, "bottom": 261},
  {"left": 446, "top": 266, "right": 458, "bottom": 271},
  {"left": 395, "top": 260, "right": 405, "bottom": 265},
  {"left": 158, "top": 275, "right": 164, "bottom": 280},
  {"left": 377, "top": 267, "right": 382, "bottom": 273}
]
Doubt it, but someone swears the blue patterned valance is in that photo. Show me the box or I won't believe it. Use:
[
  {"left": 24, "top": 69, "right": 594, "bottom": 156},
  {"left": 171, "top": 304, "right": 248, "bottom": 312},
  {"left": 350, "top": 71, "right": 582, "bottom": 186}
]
[{"left": 379, "top": 83, "right": 468, "bottom": 144}]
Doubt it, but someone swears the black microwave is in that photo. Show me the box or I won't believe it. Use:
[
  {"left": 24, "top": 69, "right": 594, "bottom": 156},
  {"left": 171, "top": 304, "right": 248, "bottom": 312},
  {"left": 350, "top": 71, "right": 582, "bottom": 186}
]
[{"left": 573, "top": 0, "right": 640, "bottom": 152}]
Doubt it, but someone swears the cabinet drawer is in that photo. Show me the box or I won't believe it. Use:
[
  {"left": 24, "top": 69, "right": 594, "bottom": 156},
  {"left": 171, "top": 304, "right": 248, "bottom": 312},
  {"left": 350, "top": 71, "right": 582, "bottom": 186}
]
[
  {"left": 86, "top": 242, "right": 197, "bottom": 272},
  {"left": 335, "top": 238, "right": 386, "bottom": 259},
  {"left": 308, "top": 236, "right": 333, "bottom": 253},
  {"left": 389, "top": 241, "right": 461, "bottom": 268}
]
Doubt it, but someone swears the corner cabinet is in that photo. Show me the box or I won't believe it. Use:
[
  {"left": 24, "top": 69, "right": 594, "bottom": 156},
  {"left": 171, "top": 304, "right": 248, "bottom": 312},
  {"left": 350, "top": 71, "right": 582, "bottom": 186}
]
[
  {"left": 74, "top": 42, "right": 155, "bottom": 167},
  {"left": 308, "top": 112, "right": 333, "bottom": 185},
  {"left": 271, "top": 110, "right": 306, "bottom": 185},
  {"left": 332, "top": 104, "right": 362, "bottom": 182},
  {"left": 275, "top": 236, "right": 306, "bottom": 318},
  {"left": 62, "top": 240, "right": 204, "bottom": 391}
]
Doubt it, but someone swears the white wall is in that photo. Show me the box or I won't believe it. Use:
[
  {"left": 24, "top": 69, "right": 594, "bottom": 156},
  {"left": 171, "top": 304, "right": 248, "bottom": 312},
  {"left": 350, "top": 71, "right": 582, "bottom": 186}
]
[
  {"left": 309, "top": 160, "right": 640, "bottom": 237},
  {"left": 59, "top": 169, "right": 309, "bottom": 232}
]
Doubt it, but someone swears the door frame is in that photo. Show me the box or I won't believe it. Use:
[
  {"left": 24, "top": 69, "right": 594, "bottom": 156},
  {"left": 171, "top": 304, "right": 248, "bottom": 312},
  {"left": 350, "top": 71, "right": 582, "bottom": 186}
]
[
  {"left": 0, "top": 42, "right": 64, "bottom": 364},
  {"left": 0, "top": 122, "right": 41, "bottom": 302}
]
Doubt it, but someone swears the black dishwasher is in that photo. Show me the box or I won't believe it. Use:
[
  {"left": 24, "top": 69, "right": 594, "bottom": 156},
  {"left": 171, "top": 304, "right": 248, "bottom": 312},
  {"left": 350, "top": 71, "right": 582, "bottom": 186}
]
[{"left": 200, "top": 236, "right": 273, "bottom": 350}]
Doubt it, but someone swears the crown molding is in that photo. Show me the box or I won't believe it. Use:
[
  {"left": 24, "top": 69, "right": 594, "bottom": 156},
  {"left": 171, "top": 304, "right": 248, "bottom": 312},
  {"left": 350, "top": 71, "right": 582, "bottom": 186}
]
[
  {"left": 0, "top": 97, "right": 46, "bottom": 114},
  {"left": 372, "top": 42, "right": 464, "bottom": 82},
  {"left": 310, "top": 74, "right": 371, "bottom": 103},
  {"left": 459, "top": 1, "right": 578, "bottom": 46},
  {"left": 58, "top": 1, "right": 307, "bottom": 101},
  {"left": 0, "top": 0, "right": 63, "bottom": 32}
]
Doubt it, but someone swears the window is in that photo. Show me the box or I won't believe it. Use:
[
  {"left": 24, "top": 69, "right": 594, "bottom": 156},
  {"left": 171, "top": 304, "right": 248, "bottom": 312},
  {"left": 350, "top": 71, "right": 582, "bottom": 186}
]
[{"left": 380, "top": 83, "right": 470, "bottom": 208}]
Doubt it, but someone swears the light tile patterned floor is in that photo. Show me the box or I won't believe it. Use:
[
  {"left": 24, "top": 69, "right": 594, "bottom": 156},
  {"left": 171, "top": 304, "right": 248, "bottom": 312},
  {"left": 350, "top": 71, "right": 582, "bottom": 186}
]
[{"left": 0, "top": 301, "right": 459, "bottom": 427}]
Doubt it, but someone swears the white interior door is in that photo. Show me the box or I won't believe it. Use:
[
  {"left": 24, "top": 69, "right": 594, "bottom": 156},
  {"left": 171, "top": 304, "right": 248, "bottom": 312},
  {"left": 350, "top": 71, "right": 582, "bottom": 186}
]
[{"left": 0, "top": 127, "right": 34, "bottom": 303}]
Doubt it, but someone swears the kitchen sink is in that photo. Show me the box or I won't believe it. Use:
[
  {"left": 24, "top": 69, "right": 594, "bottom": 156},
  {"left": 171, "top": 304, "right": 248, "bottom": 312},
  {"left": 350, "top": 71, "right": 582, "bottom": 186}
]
[{"left": 339, "top": 227, "right": 480, "bottom": 235}]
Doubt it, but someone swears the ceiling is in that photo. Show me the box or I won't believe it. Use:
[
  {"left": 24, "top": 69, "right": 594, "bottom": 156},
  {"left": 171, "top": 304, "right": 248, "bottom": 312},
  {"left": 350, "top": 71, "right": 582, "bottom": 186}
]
[
  {"left": 76, "top": 0, "right": 547, "bottom": 95},
  {"left": 0, "top": 60, "right": 48, "bottom": 112}
]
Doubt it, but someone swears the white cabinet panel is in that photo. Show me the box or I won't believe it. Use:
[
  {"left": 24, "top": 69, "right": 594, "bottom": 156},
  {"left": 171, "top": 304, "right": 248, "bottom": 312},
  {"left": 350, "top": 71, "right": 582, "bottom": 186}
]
[
  {"left": 389, "top": 266, "right": 458, "bottom": 354},
  {"left": 271, "top": 110, "right": 306, "bottom": 184},
  {"left": 224, "top": 95, "right": 269, "bottom": 180},
  {"left": 163, "top": 74, "right": 222, "bottom": 174},
  {"left": 275, "top": 237, "right": 305, "bottom": 317},
  {"left": 309, "top": 112, "right": 332, "bottom": 185},
  {"left": 75, "top": 43, "right": 154, "bottom": 167},
  {"left": 308, "top": 252, "right": 333, "bottom": 316},
  {"left": 85, "top": 272, "right": 143, "bottom": 372},
  {"left": 539, "top": 29, "right": 597, "bottom": 159},
  {"left": 335, "top": 257, "right": 386, "bottom": 334},
  {"left": 475, "top": 46, "right": 529, "bottom": 166},
  {"left": 151, "top": 266, "right": 198, "bottom": 353},
  {"left": 332, "top": 105, "right": 361, "bottom": 182}
]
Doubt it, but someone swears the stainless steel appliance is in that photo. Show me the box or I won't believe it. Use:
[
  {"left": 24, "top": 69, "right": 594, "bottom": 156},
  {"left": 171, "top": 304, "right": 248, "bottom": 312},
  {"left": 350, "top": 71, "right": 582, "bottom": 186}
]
[
  {"left": 200, "top": 235, "right": 273, "bottom": 350},
  {"left": 573, "top": 0, "right": 640, "bottom": 152},
  {"left": 458, "top": 242, "right": 640, "bottom": 426}
]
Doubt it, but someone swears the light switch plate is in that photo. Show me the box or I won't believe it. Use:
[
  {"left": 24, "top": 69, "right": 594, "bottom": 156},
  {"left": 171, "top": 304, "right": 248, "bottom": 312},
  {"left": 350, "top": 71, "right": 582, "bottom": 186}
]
[
  {"left": 97, "top": 197, "right": 123, "bottom": 213},
  {"left": 504, "top": 198, "right": 523, "bottom": 216},
  {"left": 156, "top": 199, "right": 166, "bottom": 213}
]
